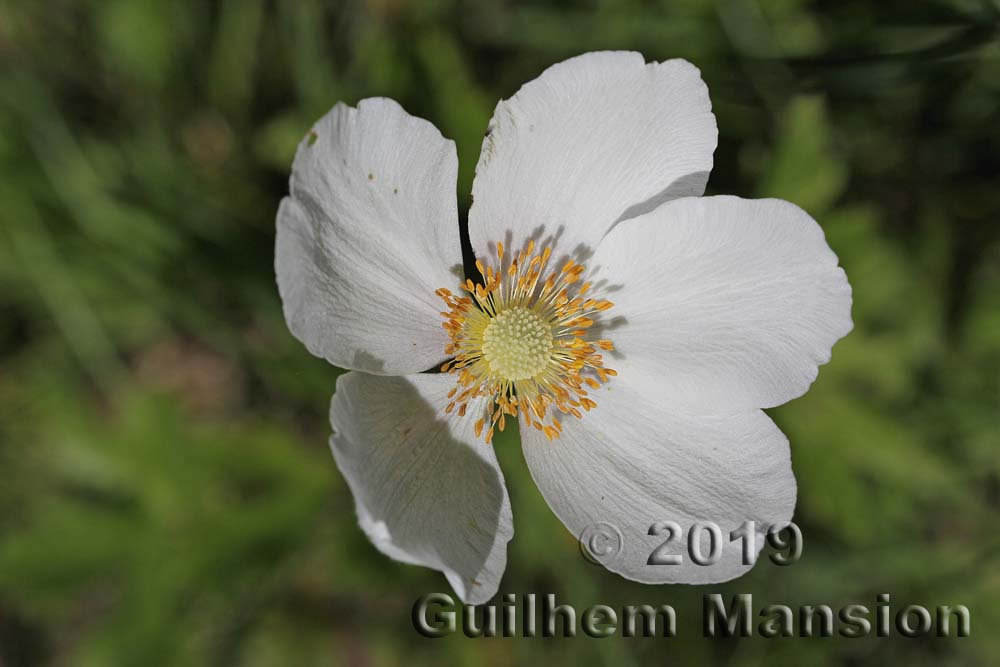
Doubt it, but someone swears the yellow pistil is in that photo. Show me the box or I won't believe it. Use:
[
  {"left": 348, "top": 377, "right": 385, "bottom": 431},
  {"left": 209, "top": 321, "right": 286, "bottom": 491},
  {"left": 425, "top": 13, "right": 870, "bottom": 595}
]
[{"left": 436, "top": 240, "right": 617, "bottom": 443}]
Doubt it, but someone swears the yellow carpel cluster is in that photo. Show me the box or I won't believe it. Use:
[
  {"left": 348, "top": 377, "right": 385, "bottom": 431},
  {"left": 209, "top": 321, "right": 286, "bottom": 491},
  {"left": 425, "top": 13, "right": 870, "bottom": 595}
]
[{"left": 436, "top": 240, "right": 617, "bottom": 443}]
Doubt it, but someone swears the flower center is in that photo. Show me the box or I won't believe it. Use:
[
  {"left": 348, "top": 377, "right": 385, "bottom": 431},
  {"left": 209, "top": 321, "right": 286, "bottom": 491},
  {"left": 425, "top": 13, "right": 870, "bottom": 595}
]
[
  {"left": 436, "top": 240, "right": 617, "bottom": 443},
  {"left": 481, "top": 306, "right": 552, "bottom": 381}
]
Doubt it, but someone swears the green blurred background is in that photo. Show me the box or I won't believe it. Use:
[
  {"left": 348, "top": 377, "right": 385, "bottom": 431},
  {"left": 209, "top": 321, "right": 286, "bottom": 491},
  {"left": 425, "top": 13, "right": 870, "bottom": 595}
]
[{"left": 1, "top": 0, "right": 998, "bottom": 665}]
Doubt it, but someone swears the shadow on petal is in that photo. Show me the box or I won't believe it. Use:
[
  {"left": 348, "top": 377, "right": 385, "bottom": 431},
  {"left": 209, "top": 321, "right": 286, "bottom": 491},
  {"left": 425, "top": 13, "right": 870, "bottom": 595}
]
[{"left": 329, "top": 372, "right": 513, "bottom": 603}]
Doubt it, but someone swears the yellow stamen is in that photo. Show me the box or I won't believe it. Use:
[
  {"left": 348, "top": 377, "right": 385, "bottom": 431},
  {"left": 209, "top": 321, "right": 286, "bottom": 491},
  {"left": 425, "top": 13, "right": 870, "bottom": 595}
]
[{"left": 436, "top": 241, "right": 617, "bottom": 442}]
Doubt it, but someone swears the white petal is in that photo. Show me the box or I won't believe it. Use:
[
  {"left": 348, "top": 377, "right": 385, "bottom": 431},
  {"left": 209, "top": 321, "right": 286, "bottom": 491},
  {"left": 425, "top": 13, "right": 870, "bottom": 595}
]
[
  {"left": 521, "top": 383, "right": 796, "bottom": 584},
  {"left": 469, "top": 51, "right": 717, "bottom": 261},
  {"left": 276, "top": 98, "right": 462, "bottom": 375},
  {"left": 330, "top": 372, "right": 513, "bottom": 603},
  {"left": 592, "top": 195, "right": 853, "bottom": 411}
]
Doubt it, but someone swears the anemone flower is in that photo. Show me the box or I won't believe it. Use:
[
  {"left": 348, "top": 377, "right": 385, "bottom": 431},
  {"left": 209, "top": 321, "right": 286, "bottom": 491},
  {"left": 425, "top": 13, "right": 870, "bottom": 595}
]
[{"left": 275, "top": 51, "right": 852, "bottom": 604}]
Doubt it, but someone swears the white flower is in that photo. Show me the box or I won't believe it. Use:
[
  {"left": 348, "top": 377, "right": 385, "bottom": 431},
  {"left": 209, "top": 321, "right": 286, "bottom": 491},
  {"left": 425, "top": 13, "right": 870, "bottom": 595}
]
[{"left": 275, "top": 51, "right": 852, "bottom": 604}]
